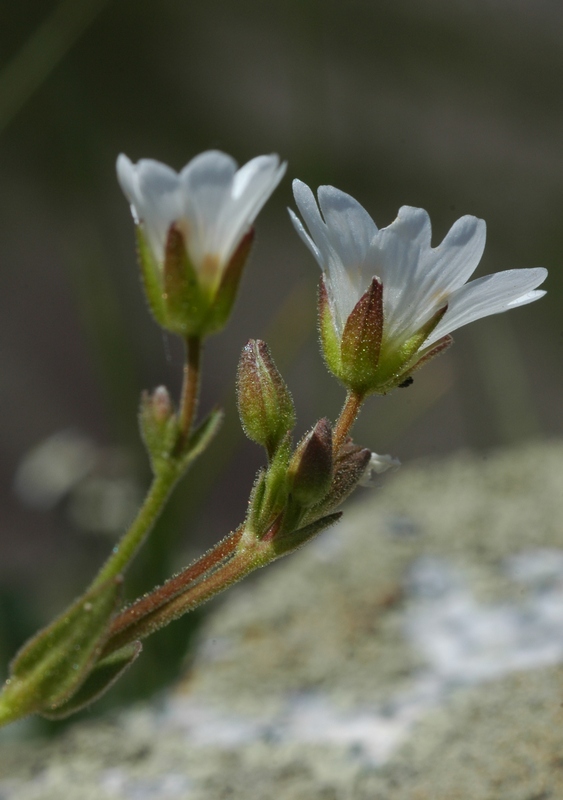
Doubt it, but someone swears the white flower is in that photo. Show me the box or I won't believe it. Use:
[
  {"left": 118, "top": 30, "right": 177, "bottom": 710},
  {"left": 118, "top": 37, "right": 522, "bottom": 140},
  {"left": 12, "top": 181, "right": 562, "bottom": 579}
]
[
  {"left": 359, "top": 452, "right": 401, "bottom": 487},
  {"left": 117, "top": 150, "right": 286, "bottom": 288},
  {"left": 289, "top": 180, "right": 547, "bottom": 369}
]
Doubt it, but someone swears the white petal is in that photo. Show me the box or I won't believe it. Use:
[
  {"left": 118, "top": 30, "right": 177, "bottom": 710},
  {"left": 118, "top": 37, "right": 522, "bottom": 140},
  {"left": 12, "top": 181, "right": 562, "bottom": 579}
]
[
  {"left": 179, "top": 151, "right": 238, "bottom": 266},
  {"left": 425, "top": 267, "right": 548, "bottom": 346},
  {"left": 292, "top": 179, "right": 332, "bottom": 259},
  {"left": 180, "top": 151, "right": 285, "bottom": 269},
  {"left": 116, "top": 156, "right": 183, "bottom": 264},
  {"left": 219, "top": 154, "right": 286, "bottom": 260},
  {"left": 116, "top": 154, "right": 140, "bottom": 214},
  {"left": 288, "top": 208, "right": 323, "bottom": 266},
  {"left": 373, "top": 206, "right": 432, "bottom": 340},
  {"left": 317, "top": 185, "right": 378, "bottom": 282},
  {"left": 390, "top": 215, "right": 487, "bottom": 343},
  {"left": 359, "top": 452, "right": 401, "bottom": 486},
  {"left": 291, "top": 180, "right": 369, "bottom": 333}
]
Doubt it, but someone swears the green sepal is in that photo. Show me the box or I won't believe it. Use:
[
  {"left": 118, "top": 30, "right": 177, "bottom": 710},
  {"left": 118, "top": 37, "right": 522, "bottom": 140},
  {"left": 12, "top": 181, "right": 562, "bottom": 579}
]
[
  {"left": 163, "top": 225, "right": 210, "bottom": 336},
  {"left": 135, "top": 227, "right": 167, "bottom": 327},
  {"left": 340, "top": 278, "right": 384, "bottom": 394},
  {"left": 287, "top": 418, "right": 333, "bottom": 507},
  {"left": 384, "top": 334, "right": 453, "bottom": 392},
  {"left": 272, "top": 512, "right": 342, "bottom": 557},
  {"left": 206, "top": 230, "right": 254, "bottom": 334},
  {"left": 302, "top": 444, "right": 370, "bottom": 523},
  {"left": 375, "top": 305, "right": 448, "bottom": 392},
  {"left": 318, "top": 279, "right": 342, "bottom": 379},
  {"left": 2, "top": 577, "right": 122, "bottom": 719},
  {"left": 249, "top": 432, "right": 292, "bottom": 535},
  {"left": 40, "top": 642, "right": 142, "bottom": 720}
]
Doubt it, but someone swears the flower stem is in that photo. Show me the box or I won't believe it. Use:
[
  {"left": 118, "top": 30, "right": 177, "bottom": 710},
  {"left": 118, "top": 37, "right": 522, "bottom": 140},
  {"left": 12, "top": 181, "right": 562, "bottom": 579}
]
[
  {"left": 101, "top": 530, "right": 268, "bottom": 654},
  {"left": 90, "top": 466, "right": 179, "bottom": 590},
  {"left": 333, "top": 390, "right": 364, "bottom": 452},
  {"left": 176, "top": 335, "right": 202, "bottom": 450},
  {"left": 102, "top": 526, "right": 244, "bottom": 654},
  {"left": 91, "top": 336, "right": 203, "bottom": 590}
]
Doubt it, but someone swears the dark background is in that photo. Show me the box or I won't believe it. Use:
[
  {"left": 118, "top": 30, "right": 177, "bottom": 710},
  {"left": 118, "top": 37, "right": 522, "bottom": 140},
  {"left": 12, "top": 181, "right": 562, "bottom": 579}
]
[{"left": 1, "top": 0, "right": 562, "bottom": 715}]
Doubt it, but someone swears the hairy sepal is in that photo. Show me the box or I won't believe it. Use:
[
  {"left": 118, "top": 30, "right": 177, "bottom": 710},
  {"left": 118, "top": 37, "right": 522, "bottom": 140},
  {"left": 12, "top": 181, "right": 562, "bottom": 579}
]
[
  {"left": 135, "top": 227, "right": 167, "bottom": 327},
  {"left": 318, "top": 279, "right": 342, "bottom": 380},
  {"left": 163, "top": 224, "right": 213, "bottom": 336},
  {"left": 207, "top": 230, "right": 254, "bottom": 334},
  {"left": 340, "top": 278, "right": 384, "bottom": 394}
]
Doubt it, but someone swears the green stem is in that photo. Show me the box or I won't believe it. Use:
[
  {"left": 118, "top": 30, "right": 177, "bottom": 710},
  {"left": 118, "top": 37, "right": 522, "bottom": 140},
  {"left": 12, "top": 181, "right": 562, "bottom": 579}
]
[
  {"left": 90, "top": 466, "right": 179, "bottom": 590},
  {"left": 91, "top": 335, "right": 203, "bottom": 589}
]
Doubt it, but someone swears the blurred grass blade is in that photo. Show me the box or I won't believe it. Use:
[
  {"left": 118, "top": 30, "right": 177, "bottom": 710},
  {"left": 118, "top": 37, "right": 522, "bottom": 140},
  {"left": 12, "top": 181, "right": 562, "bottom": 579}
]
[{"left": 0, "top": 0, "right": 112, "bottom": 136}]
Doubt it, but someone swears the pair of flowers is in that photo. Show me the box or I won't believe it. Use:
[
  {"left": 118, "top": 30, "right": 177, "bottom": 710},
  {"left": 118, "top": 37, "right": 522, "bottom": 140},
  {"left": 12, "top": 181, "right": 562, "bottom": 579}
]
[{"left": 118, "top": 150, "right": 547, "bottom": 398}]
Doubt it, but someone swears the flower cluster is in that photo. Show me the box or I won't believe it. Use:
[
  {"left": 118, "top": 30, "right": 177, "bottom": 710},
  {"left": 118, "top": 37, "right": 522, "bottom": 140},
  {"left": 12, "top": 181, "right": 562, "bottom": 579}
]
[{"left": 0, "top": 145, "right": 550, "bottom": 729}]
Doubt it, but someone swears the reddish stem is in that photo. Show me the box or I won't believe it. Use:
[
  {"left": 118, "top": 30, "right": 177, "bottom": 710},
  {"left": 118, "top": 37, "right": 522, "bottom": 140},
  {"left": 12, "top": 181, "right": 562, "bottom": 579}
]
[
  {"left": 332, "top": 390, "right": 364, "bottom": 453},
  {"left": 102, "top": 526, "right": 243, "bottom": 655}
]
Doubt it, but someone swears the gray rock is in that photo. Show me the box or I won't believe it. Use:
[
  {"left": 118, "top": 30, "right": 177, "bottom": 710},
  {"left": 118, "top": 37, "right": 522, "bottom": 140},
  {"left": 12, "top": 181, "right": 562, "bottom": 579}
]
[{"left": 2, "top": 440, "right": 563, "bottom": 799}]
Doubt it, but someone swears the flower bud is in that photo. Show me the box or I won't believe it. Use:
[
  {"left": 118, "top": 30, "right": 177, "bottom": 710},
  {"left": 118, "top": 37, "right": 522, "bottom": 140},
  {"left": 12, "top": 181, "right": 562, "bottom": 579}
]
[
  {"left": 139, "top": 386, "right": 178, "bottom": 473},
  {"left": 237, "top": 340, "right": 296, "bottom": 458},
  {"left": 288, "top": 418, "right": 333, "bottom": 506},
  {"left": 306, "top": 442, "right": 371, "bottom": 518}
]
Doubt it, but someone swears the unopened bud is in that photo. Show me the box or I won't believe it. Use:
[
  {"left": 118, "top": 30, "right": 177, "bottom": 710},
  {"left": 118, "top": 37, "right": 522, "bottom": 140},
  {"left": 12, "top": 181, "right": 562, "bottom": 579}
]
[
  {"left": 237, "top": 340, "right": 295, "bottom": 458},
  {"left": 151, "top": 386, "right": 174, "bottom": 423},
  {"left": 288, "top": 418, "right": 333, "bottom": 506},
  {"left": 139, "top": 386, "right": 178, "bottom": 473},
  {"left": 311, "top": 443, "right": 371, "bottom": 515}
]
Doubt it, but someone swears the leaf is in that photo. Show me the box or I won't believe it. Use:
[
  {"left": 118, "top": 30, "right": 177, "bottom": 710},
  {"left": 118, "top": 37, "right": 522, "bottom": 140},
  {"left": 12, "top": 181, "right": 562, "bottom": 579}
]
[
  {"left": 40, "top": 642, "right": 142, "bottom": 720},
  {"left": 3, "top": 577, "right": 122, "bottom": 719},
  {"left": 180, "top": 406, "right": 224, "bottom": 467},
  {"left": 272, "top": 512, "right": 342, "bottom": 557}
]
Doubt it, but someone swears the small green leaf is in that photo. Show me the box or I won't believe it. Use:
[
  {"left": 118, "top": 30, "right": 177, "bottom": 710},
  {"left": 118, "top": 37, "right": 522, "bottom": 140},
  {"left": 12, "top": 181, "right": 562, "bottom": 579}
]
[
  {"left": 2, "top": 577, "right": 122, "bottom": 719},
  {"left": 181, "top": 406, "right": 224, "bottom": 466},
  {"left": 40, "top": 642, "right": 142, "bottom": 720},
  {"left": 272, "top": 512, "right": 342, "bottom": 556}
]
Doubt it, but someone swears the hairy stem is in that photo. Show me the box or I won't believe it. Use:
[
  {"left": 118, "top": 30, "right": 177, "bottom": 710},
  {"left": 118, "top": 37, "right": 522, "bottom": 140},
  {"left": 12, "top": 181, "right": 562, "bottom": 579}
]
[
  {"left": 176, "top": 335, "right": 202, "bottom": 451},
  {"left": 332, "top": 390, "right": 364, "bottom": 452},
  {"left": 102, "top": 526, "right": 244, "bottom": 654},
  {"left": 102, "top": 532, "right": 268, "bottom": 653},
  {"left": 90, "top": 467, "right": 179, "bottom": 590}
]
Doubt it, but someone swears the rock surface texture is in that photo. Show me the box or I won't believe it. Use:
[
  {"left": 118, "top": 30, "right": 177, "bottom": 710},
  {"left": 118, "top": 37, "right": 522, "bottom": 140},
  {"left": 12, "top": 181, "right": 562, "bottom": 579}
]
[{"left": 2, "top": 440, "right": 563, "bottom": 799}]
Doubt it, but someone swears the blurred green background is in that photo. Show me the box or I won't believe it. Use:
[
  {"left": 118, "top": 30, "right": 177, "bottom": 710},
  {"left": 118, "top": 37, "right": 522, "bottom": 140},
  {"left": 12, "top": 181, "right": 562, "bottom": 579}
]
[{"left": 0, "top": 0, "right": 562, "bottom": 721}]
